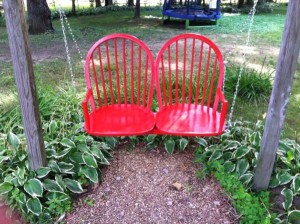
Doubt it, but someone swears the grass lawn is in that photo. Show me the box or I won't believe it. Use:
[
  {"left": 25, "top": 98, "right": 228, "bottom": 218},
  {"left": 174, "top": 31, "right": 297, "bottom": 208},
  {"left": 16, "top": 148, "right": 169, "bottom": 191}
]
[{"left": 0, "top": 4, "right": 299, "bottom": 140}]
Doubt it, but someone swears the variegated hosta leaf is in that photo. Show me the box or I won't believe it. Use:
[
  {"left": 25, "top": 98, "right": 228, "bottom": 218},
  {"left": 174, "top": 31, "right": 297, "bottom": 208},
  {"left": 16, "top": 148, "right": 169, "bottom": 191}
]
[
  {"left": 179, "top": 138, "right": 188, "bottom": 151},
  {"left": 250, "top": 132, "right": 261, "bottom": 147},
  {"left": 239, "top": 173, "right": 253, "bottom": 186},
  {"left": 74, "top": 135, "right": 87, "bottom": 143},
  {"left": 82, "top": 152, "right": 98, "bottom": 168},
  {"left": 235, "top": 146, "right": 252, "bottom": 159},
  {"left": 49, "top": 120, "right": 58, "bottom": 134},
  {"left": 195, "top": 138, "right": 208, "bottom": 148},
  {"left": 26, "top": 198, "right": 42, "bottom": 216},
  {"left": 146, "top": 135, "right": 156, "bottom": 144},
  {"left": 281, "top": 188, "right": 293, "bottom": 211},
  {"left": 48, "top": 160, "right": 61, "bottom": 173},
  {"left": 288, "top": 210, "right": 300, "bottom": 223},
  {"left": 165, "top": 139, "right": 175, "bottom": 154},
  {"left": 69, "top": 152, "right": 84, "bottom": 164},
  {"left": 63, "top": 178, "right": 84, "bottom": 194},
  {"left": 55, "top": 175, "right": 66, "bottom": 191},
  {"left": 209, "top": 150, "right": 223, "bottom": 161},
  {"left": 43, "top": 179, "right": 63, "bottom": 192},
  {"left": 77, "top": 144, "right": 89, "bottom": 152},
  {"left": 222, "top": 152, "right": 232, "bottom": 162},
  {"left": 54, "top": 148, "right": 72, "bottom": 159},
  {"left": 224, "top": 161, "right": 235, "bottom": 173},
  {"left": 236, "top": 159, "right": 249, "bottom": 176},
  {"left": 292, "top": 174, "right": 300, "bottom": 193},
  {"left": 60, "top": 138, "right": 76, "bottom": 148},
  {"left": 223, "top": 140, "right": 241, "bottom": 151},
  {"left": 24, "top": 179, "right": 43, "bottom": 197},
  {"left": 0, "top": 182, "right": 13, "bottom": 194},
  {"left": 58, "top": 162, "right": 74, "bottom": 172},
  {"left": 36, "top": 167, "right": 51, "bottom": 179},
  {"left": 279, "top": 171, "right": 293, "bottom": 185},
  {"left": 269, "top": 177, "right": 280, "bottom": 188},
  {"left": 81, "top": 167, "right": 98, "bottom": 183},
  {"left": 7, "top": 132, "right": 20, "bottom": 149},
  {"left": 105, "top": 137, "right": 117, "bottom": 148},
  {"left": 0, "top": 156, "right": 9, "bottom": 163}
]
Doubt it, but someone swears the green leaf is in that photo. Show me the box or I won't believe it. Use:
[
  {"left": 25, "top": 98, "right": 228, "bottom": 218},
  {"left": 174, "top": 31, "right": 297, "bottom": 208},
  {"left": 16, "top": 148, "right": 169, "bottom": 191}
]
[
  {"left": 101, "top": 149, "right": 113, "bottom": 160},
  {"left": 269, "top": 177, "right": 280, "bottom": 188},
  {"left": 287, "top": 150, "right": 295, "bottom": 162},
  {"left": 43, "top": 179, "right": 63, "bottom": 192},
  {"left": 165, "top": 139, "right": 175, "bottom": 154},
  {"left": 179, "top": 138, "right": 188, "bottom": 151},
  {"left": 70, "top": 152, "right": 84, "bottom": 164},
  {"left": 26, "top": 198, "right": 42, "bottom": 216},
  {"left": 48, "top": 161, "right": 61, "bottom": 173},
  {"left": 105, "top": 137, "right": 117, "bottom": 148},
  {"left": 58, "top": 162, "right": 74, "bottom": 172},
  {"left": 222, "top": 152, "right": 233, "bottom": 161},
  {"left": 7, "top": 132, "right": 20, "bottom": 149},
  {"left": 239, "top": 173, "right": 253, "bottom": 186},
  {"left": 36, "top": 167, "right": 51, "bottom": 179},
  {"left": 77, "top": 144, "right": 89, "bottom": 152},
  {"left": 91, "top": 146, "right": 103, "bottom": 159},
  {"left": 235, "top": 146, "right": 252, "bottom": 159},
  {"left": 63, "top": 178, "right": 83, "bottom": 193},
  {"left": 250, "top": 132, "right": 261, "bottom": 146},
  {"left": 24, "top": 179, "right": 43, "bottom": 197},
  {"left": 236, "top": 159, "right": 249, "bottom": 176},
  {"left": 281, "top": 188, "right": 293, "bottom": 210},
  {"left": 81, "top": 167, "right": 98, "bottom": 183},
  {"left": 82, "top": 152, "right": 98, "bottom": 168},
  {"left": 288, "top": 210, "right": 300, "bottom": 223},
  {"left": 0, "top": 182, "right": 13, "bottom": 194},
  {"left": 74, "top": 135, "right": 87, "bottom": 143},
  {"left": 100, "top": 156, "right": 110, "bottom": 165},
  {"left": 60, "top": 138, "right": 75, "bottom": 148},
  {"left": 224, "top": 161, "right": 235, "bottom": 173},
  {"left": 49, "top": 120, "right": 57, "bottom": 134},
  {"left": 209, "top": 150, "right": 223, "bottom": 161},
  {"left": 53, "top": 148, "right": 72, "bottom": 159},
  {"left": 146, "top": 135, "right": 156, "bottom": 144},
  {"left": 224, "top": 140, "right": 240, "bottom": 151},
  {"left": 279, "top": 171, "right": 293, "bottom": 185},
  {"left": 55, "top": 175, "right": 66, "bottom": 190},
  {"left": 292, "top": 174, "right": 300, "bottom": 192},
  {"left": 0, "top": 156, "right": 9, "bottom": 163},
  {"left": 46, "top": 192, "right": 70, "bottom": 201},
  {"left": 195, "top": 138, "right": 208, "bottom": 148}
]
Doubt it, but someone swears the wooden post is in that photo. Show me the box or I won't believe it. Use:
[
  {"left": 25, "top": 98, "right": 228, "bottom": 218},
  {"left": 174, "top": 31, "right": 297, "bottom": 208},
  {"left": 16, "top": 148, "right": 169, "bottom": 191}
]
[
  {"left": 3, "top": 0, "right": 47, "bottom": 170},
  {"left": 253, "top": 1, "right": 300, "bottom": 190}
]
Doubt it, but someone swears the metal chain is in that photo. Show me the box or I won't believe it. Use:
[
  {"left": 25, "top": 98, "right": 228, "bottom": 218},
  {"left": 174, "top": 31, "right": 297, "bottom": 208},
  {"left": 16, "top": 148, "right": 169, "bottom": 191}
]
[
  {"left": 61, "top": 10, "right": 84, "bottom": 62},
  {"left": 59, "top": 4, "right": 77, "bottom": 89},
  {"left": 227, "top": 0, "right": 259, "bottom": 126}
]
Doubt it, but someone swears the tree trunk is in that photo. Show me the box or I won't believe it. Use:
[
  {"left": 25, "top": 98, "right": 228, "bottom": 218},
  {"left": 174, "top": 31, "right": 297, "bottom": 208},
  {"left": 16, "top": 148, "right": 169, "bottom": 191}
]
[
  {"left": 134, "top": 0, "right": 140, "bottom": 19},
  {"left": 253, "top": 0, "right": 300, "bottom": 190},
  {"left": 105, "top": 0, "right": 113, "bottom": 6},
  {"left": 72, "top": 0, "right": 76, "bottom": 13},
  {"left": 237, "top": 0, "right": 244, "bottom": 8},
  {"left": 128, "top": 0, "right": 134, "bottom": 6},
  {"left": 95, "top": 0, "right": 101, "bottom": 7},
  {"left": 27, "top": 0, "right": 53, "bottom": 35}
]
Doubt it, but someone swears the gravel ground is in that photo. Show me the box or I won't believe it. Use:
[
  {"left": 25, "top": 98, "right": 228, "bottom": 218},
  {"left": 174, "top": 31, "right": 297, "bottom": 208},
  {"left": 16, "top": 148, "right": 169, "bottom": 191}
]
[{"left": 66, "top": 143, "right": 238, "bottom": 224}]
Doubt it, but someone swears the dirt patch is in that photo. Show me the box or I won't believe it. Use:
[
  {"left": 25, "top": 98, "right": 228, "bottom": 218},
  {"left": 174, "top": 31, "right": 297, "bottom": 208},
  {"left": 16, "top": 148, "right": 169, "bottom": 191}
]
[{"left": 65, "top": 144, "right": 238, "bottom": 224}]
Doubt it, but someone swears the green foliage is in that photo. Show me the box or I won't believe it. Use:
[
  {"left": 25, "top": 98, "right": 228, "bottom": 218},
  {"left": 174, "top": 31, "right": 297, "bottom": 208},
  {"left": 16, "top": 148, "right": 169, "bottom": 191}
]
[
  {"left": 0, "top": 88, "right": 114, "bottom": 223},
  {"left": 225, "top": 65, "right": 272, "bottom": 104},
  {"left": 195, "top": 121, "right": 300, "bottom": 223}
]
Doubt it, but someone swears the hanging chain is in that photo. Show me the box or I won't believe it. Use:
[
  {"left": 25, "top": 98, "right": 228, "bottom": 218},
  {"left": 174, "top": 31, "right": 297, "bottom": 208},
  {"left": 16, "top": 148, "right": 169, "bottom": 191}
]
[
  {"left": 227, "top": 0, "right": 259, "bottom": 127},
  {"left": 60, "top": 10, "right": 84, "bottom": 62},
  {"left": 59, "top": 4, "right": 77, "bottom": 90}
]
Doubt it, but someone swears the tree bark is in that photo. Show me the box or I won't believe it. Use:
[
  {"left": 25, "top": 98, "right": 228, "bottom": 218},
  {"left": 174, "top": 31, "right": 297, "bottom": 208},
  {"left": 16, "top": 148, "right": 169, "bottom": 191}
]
[
  {"left": 72, "top": 0, "right": 76, "bottom": 13},
  {"left": 3, "top": 0, "right": 47, "bottom": 170},
  {"left": 95, "top": 0, "right": 101, "bottom": 7},
  {"left": 134, "top": 0, "right": 140, "bottom": 18},
  {"left": 128, "top": 0, "right": 134, "bottom": 6},
  {"left": 105, "top": 0, "right": 113, "bottom": 6},
  {"left": 237, "top": 0, "right": 244, "bottom": 8},
  {"left": 253, "top": 1, "right": 300, "bottom": 190},
  {"left": 27, "top": 0, "right": 53, "bottom": 35}
]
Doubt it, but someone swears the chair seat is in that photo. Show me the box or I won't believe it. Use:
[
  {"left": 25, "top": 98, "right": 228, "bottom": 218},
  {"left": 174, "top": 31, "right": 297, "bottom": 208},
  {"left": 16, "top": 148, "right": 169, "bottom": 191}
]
[
  {"left": 155, "top": 104, "right": 224, "bottom": 136},
  {"left": 86, "top": 105, "right": 155, "bottom": 136}
]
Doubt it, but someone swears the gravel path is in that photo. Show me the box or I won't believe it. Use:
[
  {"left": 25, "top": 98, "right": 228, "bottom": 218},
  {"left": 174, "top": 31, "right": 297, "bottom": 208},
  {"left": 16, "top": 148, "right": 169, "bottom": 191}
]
[{"left": 66, "top": 143, "right": 238, "bottom": 224}]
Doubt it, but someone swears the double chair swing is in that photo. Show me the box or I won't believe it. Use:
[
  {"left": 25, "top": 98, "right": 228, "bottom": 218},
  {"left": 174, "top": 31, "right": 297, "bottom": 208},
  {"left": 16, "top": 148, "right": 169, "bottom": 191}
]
[{"left": 82, "top": 33, "right": 227, "bottom": 137}]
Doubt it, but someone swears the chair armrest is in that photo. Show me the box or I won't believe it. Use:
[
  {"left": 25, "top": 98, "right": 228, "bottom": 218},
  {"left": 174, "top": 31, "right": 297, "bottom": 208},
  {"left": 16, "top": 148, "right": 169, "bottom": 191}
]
[
  {"left": 214, "top": 88, "right": 228, "bottom": 132},
  {"left": 82, "top": 89, "right": 95, "bottom": 131}
]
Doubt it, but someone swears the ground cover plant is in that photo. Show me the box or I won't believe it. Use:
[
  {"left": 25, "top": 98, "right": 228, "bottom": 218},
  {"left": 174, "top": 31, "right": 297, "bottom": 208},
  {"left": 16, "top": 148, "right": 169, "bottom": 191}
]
[{"left": 0, "top": 2, "right": 299, "bottom": 223}]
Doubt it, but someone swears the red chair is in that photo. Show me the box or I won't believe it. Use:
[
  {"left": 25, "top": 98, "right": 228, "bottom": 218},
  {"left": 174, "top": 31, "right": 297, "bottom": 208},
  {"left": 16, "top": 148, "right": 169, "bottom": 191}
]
[
  {"left": 82, "top": 33, "right": 227, "bottom": 137},
  {"left": 82, "top": 34, "right": 156, "bottom": 136},
  {"left": 155, "top": 33, "right": 228, "bottom": 136}
]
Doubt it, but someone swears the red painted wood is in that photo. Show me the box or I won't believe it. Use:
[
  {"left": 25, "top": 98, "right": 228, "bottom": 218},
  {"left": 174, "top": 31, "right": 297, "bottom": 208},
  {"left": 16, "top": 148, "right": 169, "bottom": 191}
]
[{"left": 83, "top": 33, "right": 227, "bottom": 136}]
